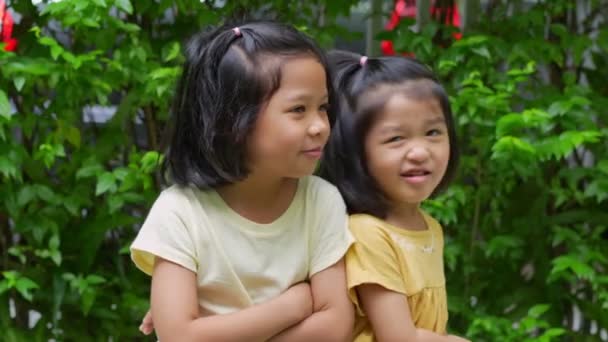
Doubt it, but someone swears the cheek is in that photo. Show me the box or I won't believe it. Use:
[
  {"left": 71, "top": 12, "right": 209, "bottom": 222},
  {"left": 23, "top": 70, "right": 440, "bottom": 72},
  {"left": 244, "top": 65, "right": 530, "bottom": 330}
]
[
  {"left": 365, "top": 147, "right": 393, "bottom": 180},
  {"left": 435, "top": 144, "right": 451, "bottom": 174}
]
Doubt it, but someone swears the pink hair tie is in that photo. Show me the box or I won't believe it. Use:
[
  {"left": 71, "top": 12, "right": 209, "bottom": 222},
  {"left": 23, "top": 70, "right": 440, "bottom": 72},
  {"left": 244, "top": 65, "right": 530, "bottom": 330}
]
[
  {"left": 232, "top": 27, "right": 242, "bottom": 37},
  {"left": 360, "top": 56, "right": 368, "bottom": 66}
]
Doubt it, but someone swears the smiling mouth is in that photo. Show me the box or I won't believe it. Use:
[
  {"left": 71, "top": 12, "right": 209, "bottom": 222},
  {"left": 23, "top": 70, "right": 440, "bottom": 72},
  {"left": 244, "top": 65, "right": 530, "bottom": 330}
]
[
  {"left": 302, "top": 147, "right": 323, "bottom": 158},
  {"left": 401, "top": 170, "right": 431, "bottom": 177},
  {"left": 400, "top": 170, "right": 432, "bottom": 184}
]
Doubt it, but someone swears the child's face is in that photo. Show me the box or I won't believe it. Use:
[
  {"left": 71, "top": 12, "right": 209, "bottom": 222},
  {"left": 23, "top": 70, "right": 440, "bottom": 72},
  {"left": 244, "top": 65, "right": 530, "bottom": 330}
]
[
  {"left": 364, "top": 93, "right": 450, "bottom": 208},
  {"left": 247, "top": 56, "right": 330, "bottom": 179}
]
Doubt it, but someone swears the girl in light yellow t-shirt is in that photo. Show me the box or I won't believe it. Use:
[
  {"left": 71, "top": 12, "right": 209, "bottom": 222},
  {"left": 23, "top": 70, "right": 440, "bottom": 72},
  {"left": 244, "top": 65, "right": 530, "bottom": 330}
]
[
  {"left": 319, "top": 50, "right": 470, "bottom": 342},
  {"left": 129, "top": 22, "right": 354, "bottom": 341}
]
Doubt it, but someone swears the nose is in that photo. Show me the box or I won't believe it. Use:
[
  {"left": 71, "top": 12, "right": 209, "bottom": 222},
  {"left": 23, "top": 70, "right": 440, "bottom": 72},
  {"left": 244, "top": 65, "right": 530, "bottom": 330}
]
[
  {"left": 406, "top": 143, "right": 430, "bottom": 163},
  {"left": 308, "top": 112, "right": 330, "bottom": 137}
]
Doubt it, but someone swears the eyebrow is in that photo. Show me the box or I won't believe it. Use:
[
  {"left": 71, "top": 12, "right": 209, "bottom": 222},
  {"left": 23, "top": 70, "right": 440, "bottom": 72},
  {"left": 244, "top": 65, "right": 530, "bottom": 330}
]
[
  {"left": 425, "top": 116, "right": 446, "bottom": 126},
  {"left": 378, "top": 125, "right": 402, "bottom": 135},
  {"left": 377, "top": 116, "right": 446, "bottom": 135},
  {"left": 285, "top": 93, "right": 329, "bottom": 102}
]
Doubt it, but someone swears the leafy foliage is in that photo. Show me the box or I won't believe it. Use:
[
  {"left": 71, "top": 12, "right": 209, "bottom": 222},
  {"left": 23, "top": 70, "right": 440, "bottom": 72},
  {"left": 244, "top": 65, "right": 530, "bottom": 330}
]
[{"left": 1, "top": 0, "right": 606, "bottom": 340}]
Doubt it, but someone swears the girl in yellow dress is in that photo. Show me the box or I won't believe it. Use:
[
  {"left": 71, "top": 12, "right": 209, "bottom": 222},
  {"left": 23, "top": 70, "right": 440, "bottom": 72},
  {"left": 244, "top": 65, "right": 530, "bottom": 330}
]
[{"left": 320, "top": 50, "right": 470, "bottom": 342}]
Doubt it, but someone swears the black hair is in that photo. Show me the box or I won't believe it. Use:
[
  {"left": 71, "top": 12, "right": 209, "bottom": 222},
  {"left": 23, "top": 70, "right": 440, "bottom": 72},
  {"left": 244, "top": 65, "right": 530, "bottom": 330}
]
[
  {"left": 318, "top": 50, "right": 459, "bottom": 218},
  {"left": 162, "top": 20, "right": 335, "bottom": 188}
]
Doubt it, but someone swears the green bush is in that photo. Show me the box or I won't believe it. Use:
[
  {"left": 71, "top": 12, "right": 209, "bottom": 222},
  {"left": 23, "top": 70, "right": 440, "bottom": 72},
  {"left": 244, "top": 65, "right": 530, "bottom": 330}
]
[{"left": 1, "top": 0, "right": 606, "bottom": 340}]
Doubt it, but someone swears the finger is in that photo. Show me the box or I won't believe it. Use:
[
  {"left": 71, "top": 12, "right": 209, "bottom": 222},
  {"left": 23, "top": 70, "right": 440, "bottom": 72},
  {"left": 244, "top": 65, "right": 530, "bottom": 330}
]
[{"left": 142, "top": 311, "right": 153, "bottom": 324}]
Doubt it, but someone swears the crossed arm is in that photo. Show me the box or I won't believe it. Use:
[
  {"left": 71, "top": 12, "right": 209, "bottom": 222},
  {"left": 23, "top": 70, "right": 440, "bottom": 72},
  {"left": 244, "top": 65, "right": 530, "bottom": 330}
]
[
  {"left": 356, "top": 283, "right": 470, "bottom": 342},
  {"left": 150, "top": 257, "right": 353, "bottom": 342}
]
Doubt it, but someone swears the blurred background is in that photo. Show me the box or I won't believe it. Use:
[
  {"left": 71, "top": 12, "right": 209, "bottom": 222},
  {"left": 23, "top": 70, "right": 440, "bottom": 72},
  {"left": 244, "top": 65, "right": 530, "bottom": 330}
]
[{"left": 0, "top": 0, "right": 607, "bottom": 340}]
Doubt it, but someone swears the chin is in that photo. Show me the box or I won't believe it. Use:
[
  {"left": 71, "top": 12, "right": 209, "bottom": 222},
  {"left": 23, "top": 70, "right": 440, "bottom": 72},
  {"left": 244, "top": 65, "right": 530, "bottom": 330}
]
[
  {"left": 396, "top": 192, "right": 434, "bottom": 204},
  {"left": 286, "top": 169, "right": 315, "bottom": 179}
]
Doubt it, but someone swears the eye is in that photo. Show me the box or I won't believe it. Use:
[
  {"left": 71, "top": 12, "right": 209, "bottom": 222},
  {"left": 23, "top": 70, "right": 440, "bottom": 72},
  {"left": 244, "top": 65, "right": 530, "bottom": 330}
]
[
  {"left": 384, "top": 136, "right": 404, "bottom": 144},
  {"left": 427, "top": 129, "right": 443, "bottom": 137},
  {"left": 319, "top": 103, "right": 329, "bottom": 112},
  {"left": 289, "top": 105, "right": 306, "bottom": 114}
]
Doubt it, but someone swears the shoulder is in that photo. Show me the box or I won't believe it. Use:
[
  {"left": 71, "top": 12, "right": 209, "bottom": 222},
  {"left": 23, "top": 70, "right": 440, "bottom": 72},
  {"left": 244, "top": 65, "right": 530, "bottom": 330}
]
[
  {"left": 420, "top": 210, "right": 444, "bottom": 236},
  {"left": 300, "top": 176, "right": 346, "bottom": 214},
  {"left": 157, "top": 184, "right": 196, "bottom": 202},
  {"left": 302, "top": 175, "right": 342, "bottom": 201},
  {"left": 150, "top": 185, "right": 215, "bottom": 220},
  {"left": 348, "top": 214, "right": 391, "bottom": 243}
]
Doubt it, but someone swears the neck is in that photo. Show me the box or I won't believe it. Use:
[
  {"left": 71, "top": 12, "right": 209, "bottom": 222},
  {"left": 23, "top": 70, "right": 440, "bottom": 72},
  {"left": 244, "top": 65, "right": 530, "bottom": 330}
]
[
  {"left": 385, "top": 202, "right": 427, "bottom": 231},
  {"left": 215, "top": 172, "right": 299, "bottom": 224},
  {"left": 218, "top": 172, "right": 295, "bottom": 201}
]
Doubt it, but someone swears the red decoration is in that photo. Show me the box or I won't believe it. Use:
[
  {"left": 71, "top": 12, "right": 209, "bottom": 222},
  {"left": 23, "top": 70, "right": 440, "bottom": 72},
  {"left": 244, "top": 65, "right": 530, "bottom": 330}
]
[
  {"left": 381, "top": 0, "right": 461, "bottom": 56},
  {"left": 1, "top": 0, "right": 18, "bottom": 52}
]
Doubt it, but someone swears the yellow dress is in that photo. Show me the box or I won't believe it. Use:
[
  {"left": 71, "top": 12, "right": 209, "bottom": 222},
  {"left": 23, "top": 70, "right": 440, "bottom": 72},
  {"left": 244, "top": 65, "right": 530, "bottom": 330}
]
[{"left": 345, "top": 212, "right": 448, "bottom": 342}]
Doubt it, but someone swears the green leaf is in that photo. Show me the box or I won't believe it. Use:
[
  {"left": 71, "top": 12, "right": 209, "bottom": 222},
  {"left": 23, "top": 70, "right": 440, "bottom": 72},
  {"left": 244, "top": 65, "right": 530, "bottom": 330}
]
[
  {"left": 118, "top": 244, "right": 131, "bottom": 255},
  {"left": 13, "top": 77, "right": 26, "bottom": 92},
  {"left": 17, "top": 186, "right": 37, "bottom": 207},
  {"left": 107, "top": 194, "right": 125, "bottom": 213},
  {"left": 49, "top": 235, "right": 60, "bottom": 250},
  {"left": 92, "top": 0, "right": 107, "bottom": 7},
  {"left": 82, "top": 18, "right": 101, "bottom": 28},
  {"left": 50, "top": 44, "right": 63, "bottom": 60},
  {"left": 115, "top": 0, "right": 133, "bottom": 14},
  {"left": 65, "top": 125, "right": 81, "bottom": 148},
  {"left": 36, "top": 185, "right": 57, "bottom": 203},
  {"left": 113, "top": 167, "right": 130, "bottom": 181},
  {"left": 597, "top": 160, "right": 608, "bottom": 174},
  {"left": 0, "top": 90, "right": 11, "bottom": 119},
  {"left": 0, "top": 155, "right": 19, "bottom": 179},
  {"left": 141, "top": 151, "right": 162, "bottom": 173},
  {"left": 15, "top": 277, "right": 40, "bottom": 302},
  {"left": 86, "top": 275, "right": 106, "bottom": 285},
  {"left": 551, "top": 255, "right": 595, "bottom": 280},
  {"left": 63, "top": 196, "right": 81, "bottom": 216},
  {"left": 527, "top": 304, "right": 551, "bottom": 318},
  {"left": 8, "top": 247, "right": 27, "bottom": 264},
  {"left": 584, "top": 179, "right": 608, "bottom": 203},
  {"left": 62, "top": 52, "right": 82, "bottom": 69},
  {"left": 38, "top": 36, "right": 57, "bottom": 46},
  {"left": 538, "top": 328, "right": 567, "bottom": 340},
  {"left": 0, "top": 280, "right": 8, "bottom": 295},
  {"left": 492, "top": 136, "right": 536, "bottom": 156},
  {"left": 162, "top": 42, "right": 181, "bottom": 62},
  {"left": 485, "top": 235, "right": 524, "bottom": 257},
  {"left": 76, "top": 163, "right": 104, "bottom": 179},
  {"left": 452, "top": 35, "right": 489, "bottom": 48},
  {"left": 149, "top": 67, "right": 180, "bottom": 80},
  {"left": 50, "top": 250, "right": 62, "bottom": 266},
  {"left": 96, "top": 172, "right": 117, "bottom": 195},
  {"left": 496, "top": 109, "right": 550, "bottom": 137},
  {"left": 81, "top": 288, "right": 96, "bottom": 315},
  {"left": 35, "top": 143, "right": 65, "bottom": 168},
  {"left": 74, "top": 0, "right": 90, "bottom": 12},
  {"left": 472, "top": 46, "right": 491, "bottom": 59}
]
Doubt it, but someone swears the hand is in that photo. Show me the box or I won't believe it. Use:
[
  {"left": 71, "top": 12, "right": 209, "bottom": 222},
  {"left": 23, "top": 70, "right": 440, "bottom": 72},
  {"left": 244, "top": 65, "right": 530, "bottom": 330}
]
[
  {"left": 282, "top": 282, "right": 313, "bottom": 321},
  {"left": 139, "top": 309, "right": 154, "bottom": 335},
  {"left": 446, "top": 334, "right": 471, "bottom": 342}
]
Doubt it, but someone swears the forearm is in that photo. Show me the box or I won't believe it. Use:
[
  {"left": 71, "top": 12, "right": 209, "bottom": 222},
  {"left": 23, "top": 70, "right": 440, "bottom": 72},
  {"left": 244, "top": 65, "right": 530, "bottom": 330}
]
[
  {"left": 269, "top": 306, "right": 353, "bottom": 342},
  {"left": 414, "top": 329, "right": 468, "bottom": 342},
  {"left": 376, "top": 327, "right": 459, "bottom": 342},
  {"left": 159, "top": 297, "right": 301, "bottom": 342}
]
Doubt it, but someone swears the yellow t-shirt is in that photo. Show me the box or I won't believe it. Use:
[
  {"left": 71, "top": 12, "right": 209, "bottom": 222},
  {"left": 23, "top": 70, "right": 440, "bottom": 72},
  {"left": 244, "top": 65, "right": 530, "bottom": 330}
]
[
  {"left": 130, "top": 176, "right": 353, "bottom": 314},
  {"left": 346, "top": 212, "right": 448, "bottom": 341}
]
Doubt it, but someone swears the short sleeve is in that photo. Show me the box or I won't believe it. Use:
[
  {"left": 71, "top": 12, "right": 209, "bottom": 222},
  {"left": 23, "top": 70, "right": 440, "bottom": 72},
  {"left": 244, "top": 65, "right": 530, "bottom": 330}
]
[
  {"left": 308, "top": 180, "right": 354, "bottom": 277},
  {"left": 130, "top": 189, "right": 198, "bottom": 275},
  {"left": 346, "top": 217, "right": 406, "bottom": 315}
]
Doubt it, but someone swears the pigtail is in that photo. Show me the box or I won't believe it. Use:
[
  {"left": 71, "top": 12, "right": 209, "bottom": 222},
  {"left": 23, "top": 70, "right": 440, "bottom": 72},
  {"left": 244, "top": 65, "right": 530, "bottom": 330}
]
[
  {"left": 163, "top": 26, "right": 249, "bottom": 187},
  {"left": 319, "top": 50, "right": 389, "bottom": 217}
]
